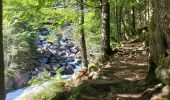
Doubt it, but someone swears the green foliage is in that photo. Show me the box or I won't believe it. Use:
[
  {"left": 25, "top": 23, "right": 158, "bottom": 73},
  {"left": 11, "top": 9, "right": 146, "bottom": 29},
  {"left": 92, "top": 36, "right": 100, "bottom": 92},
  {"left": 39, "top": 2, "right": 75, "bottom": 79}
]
[
  {"left": 23, "top": 79, "right": 65, "bottom": 100},
  {"left": 54, "top": 67, "right": 62, "bottom": 79},
  {"left": 69, "top": 83, "right": 88, "bottom": 100},
  {"left": 5, "top": 63, "right": 18, "bottom": 80},
  {"left": 3, "top": 20, "right": 37, "bottom": 81},
  {"left": 44, "top": 34, "right": 57, "bottom": 44},
  {"left": 28, "top": 71, "right": 51, "bottom": 86}
]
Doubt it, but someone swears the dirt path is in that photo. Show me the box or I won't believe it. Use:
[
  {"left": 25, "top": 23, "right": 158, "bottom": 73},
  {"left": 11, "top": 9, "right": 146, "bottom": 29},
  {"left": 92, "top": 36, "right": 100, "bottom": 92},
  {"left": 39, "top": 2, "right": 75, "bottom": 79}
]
[
  {"left": 103, "top": 43, "right": 148, "bottom": 81},
  {"left": 77, "top": 43, "right": 154, "bottom": 100},
  {"left": 64, "top": 42, "right": 166, "bottom": 100}
]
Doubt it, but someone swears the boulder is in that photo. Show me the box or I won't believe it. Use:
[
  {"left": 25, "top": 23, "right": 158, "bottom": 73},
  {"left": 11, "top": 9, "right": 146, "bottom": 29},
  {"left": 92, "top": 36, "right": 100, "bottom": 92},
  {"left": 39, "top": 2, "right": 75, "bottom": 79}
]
[
  {"left": 59, "top": 66, "right": 66, "bottom": 74},
  {"left": 67, "top": 42, "right": 75, "bottom": 48},
  {"left": 45, "top": 65, "right": 54, "bottom": 71},
  {"left": 50, "top": 71, "right": 56, "bottom": 77},
  {"left": 66, "top": 64, "right": 74, "bottom": 70},
  {"left": 76, "top": 59, "right": 82, "bottom": 65},
  {"left": 65, "top": 68, "right": 74, "bottom": 75},
  {"left": 43, "top": 42, "right": 52, "bottom": 47},
  {"left": 51, "top": 57, "right": 57, "bottom": 63},
  {"left": 5, "top": 80, "right": 14, "bottom": 90},
  {"left": 31, "top": 70, "right": 38, "bottom": 76},
  {"left": 13, "top": 72, "right": 31, "bottom": 89},
  {"left": 53, "top": 63, "right": 61, "bottom": 68},
  {"left": 36, "top": 40, "right": 42, "bottom": 45},
  {"left": 59, "top": 63, "right": 66, "bottom": 67},
  {"left": 40, "top": 29, "right": 50, "bottom": 35},
  {"left": 48, "top": 48, "right": 57, "bottom": 54},
  {"left": 67, "top": 57, "right": 75, "bottom": 62},
  {"left": 59, "top": 52, "right": 66, "bottom": 56},
  {"left": 50, "top": 45, "right": 60, "bottom": 49},
  {"left": 67, "top": 64, "right": 76, "bottom": 69},
  {"left": 38, "top": 58, "right": 50, "bottom": 64},
  {"left": 60, "top": 36, "right": 68, "bottom": 42},
  {"left": 70, "top": 47, "right": 79, "bottom": 54}
]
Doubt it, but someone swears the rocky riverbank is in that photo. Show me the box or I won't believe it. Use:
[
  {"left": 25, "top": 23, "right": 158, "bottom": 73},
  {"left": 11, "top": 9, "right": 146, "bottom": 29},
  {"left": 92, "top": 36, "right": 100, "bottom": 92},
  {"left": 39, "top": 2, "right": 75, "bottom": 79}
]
[{"left": 5, "top": 26, "right": 82, "bottom": 90}]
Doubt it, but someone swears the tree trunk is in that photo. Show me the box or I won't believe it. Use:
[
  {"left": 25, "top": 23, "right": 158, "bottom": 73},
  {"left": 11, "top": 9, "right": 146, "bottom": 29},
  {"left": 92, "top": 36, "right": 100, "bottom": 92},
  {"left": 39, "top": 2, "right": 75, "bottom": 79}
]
[
  {"left": 0, "top": 1, "right": 6, "bottom": 99},
  {"left": 146, "top": 0, "right": 170, "bottom": 86},
  {"left": 118, "top": 3, "right": 122, "bottom": 40},
  {"left": 101, "top": 0, "right": 112, "bottom": 60},
  {"left": 132, "top": 4, "right": 136, "bottom": 36},
  {"left": 116, "top": 1, "right": 119, "bottom": 40},
  {"left": 78, "top": 0, "right": 88, "bottom": 67}
]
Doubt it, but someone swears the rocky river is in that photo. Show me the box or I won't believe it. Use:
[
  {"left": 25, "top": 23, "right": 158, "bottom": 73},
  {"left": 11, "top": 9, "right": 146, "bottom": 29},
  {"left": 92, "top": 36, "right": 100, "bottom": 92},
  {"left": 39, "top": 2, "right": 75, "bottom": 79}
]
[{"left": 6, "top": 25, "right": 82, "bottom": 100}]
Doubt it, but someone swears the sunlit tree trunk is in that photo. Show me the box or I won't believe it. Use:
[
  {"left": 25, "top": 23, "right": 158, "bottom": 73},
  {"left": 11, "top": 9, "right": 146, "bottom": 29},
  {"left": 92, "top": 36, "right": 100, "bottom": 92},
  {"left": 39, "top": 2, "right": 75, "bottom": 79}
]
[
  {"left": 101, "top": 0, "right": 112, "bottom": 60},
  {"left": 146, "top": 0, "right": 170, "bottom": 86},
  {"left": 0, "top": 1, "right": 6, "bottom": 99},
  {"left": 78, "top": 0, "right": 88, "bottom": 67}
]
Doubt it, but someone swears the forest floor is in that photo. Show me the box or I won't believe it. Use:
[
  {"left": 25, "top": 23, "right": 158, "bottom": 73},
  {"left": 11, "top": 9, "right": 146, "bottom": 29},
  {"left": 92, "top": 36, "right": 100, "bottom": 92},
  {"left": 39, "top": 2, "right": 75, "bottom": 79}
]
[{"left": 63, "top": 42, "right": 165, "bottom": 100}]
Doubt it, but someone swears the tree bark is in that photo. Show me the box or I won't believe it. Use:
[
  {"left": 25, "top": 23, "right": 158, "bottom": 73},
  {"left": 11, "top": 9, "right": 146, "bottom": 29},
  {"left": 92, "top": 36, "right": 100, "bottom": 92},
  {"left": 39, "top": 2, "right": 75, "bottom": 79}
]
[
  {"left": 78, "top": 0, "right": 88, "bottom": 67},
  {"left": 101, "top": 0, "right": 112, "bottom": 60},
  {"left": 146, "top": 0, "right": 170, "bottom": 86},
  {"left": 132, "top": 3, "right": 136, "bottom": 36},
  {"left": 116, "top": 1, "right": 119, "bottom": 40},
  {"left": 0, "top": 0, "right": 6, "bottom": 99}
]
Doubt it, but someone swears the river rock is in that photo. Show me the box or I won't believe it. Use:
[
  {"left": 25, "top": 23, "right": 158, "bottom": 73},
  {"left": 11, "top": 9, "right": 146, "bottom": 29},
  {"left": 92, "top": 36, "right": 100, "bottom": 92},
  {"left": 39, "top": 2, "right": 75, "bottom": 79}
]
[
  {"left": 45, "top": 65, "right": 54, "bottom": 71},
  {"left": 43, "top": 42, "right": 52, "bottom": 47},
  {"left": 31, "top": 70, "right": 38, "bottom": 76},
  {"left": 67, "top": 57, "right": 75, "bottom": 62},
  {"left": 50, "top": 71, "right": 56, "bottom": 77},
  {"left": 67, "top": 42, "right": 75, "bottom": 48},
  {"left": 75, "top": 59, "right": 82, "bottom": 65},
  {"left": 66, "top": 64, "right": 74, "bottom": 70},
  {"left": 70, "top": 47, "right": 79, "bottom": 54},
  {"left": 53, "top": 63, "right": 61, "bottom": 68},
  {"left": 51, "top": 57, "right": 57, "bottom": 63},
  {"left": 36, "top": 40, "right": 42, "bottom": 45},
  {"left": 59, "top": 52, "right": 67, "bottom": 56},
  {"left": 65, "top": 68, "right": 74, "bottom": 75},
  {"left": 38, "top": 58, "right": 50, "bottom": 64},
  {"left": 48, "top": 48, "right": 57, "bottom": 54},
  {"left": 61, "top": 36, "right": 68, "bottom": 42}
]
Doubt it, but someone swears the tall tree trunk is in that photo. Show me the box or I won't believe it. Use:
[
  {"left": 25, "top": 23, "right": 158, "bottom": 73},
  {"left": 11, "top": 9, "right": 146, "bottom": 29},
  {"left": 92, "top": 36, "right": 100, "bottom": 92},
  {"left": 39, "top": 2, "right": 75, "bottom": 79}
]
[
  {"left": 132, "top": 4, "right": 136, "bottom": 36},
  {"left": 118, "top": 4, "right": 122, "bottom": 40},
  {"left": 115, "top": 1, "right": 119, "bottom": 40},
  {"left": 146, "top": 0, "right": 170, "bottom": 86},
  {"left": 78, "top": 0, "right": 88, "bottom": 67},
  {"left": 101, "top": 0, "right": 112, "bottom": 60},
  {"left": 0, "top": 0, "right": 6, "bottom": 99}
]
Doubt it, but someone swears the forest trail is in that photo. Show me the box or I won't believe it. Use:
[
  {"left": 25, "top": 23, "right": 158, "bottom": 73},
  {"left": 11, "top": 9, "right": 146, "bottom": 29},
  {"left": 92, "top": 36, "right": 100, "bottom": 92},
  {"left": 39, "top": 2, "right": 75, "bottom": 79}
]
[
  {"left": 103, "top": 42, "right": 148, "bottom": 81},
  {"left": 75, "top": 42, "right": 161, "bottom": 100}
]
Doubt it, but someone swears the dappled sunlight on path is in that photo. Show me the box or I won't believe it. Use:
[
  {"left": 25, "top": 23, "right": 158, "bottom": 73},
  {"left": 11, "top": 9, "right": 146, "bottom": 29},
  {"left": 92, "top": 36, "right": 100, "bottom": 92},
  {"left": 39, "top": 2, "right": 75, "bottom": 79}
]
[{"left": 77, "top": 42, "right": 153, "bottom": 100}]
